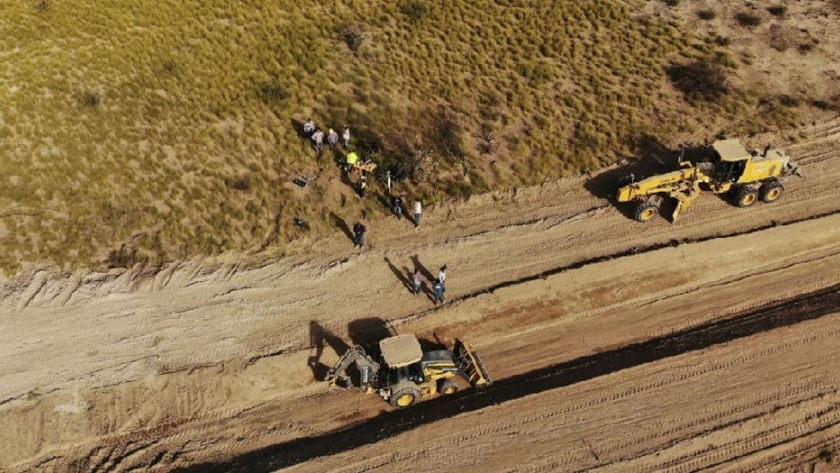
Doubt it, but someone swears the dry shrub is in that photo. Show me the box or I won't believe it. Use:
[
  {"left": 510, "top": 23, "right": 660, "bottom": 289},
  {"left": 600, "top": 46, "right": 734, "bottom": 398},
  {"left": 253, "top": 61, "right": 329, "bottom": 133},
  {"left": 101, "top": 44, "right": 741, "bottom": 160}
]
[
  {"left": 667, "top": 60, "right": 729, "bottom": 102},
  {"left": 735, "top": 12, "right": 762, "bottom": 28},
  {"left": 697, "top": 9, "right": 716, "bottom": 20},
  {"left": 80, "top": 91, "right": 101, "bottom": 107},
  {"left": 400, "top": 1, "right": 429, "bottom": 22},
  {"left": 341, "top": 25, "right": 364, "bottom": 52},
  {"left": 766, "top": 5, "right": 787, "bottom": 17}
]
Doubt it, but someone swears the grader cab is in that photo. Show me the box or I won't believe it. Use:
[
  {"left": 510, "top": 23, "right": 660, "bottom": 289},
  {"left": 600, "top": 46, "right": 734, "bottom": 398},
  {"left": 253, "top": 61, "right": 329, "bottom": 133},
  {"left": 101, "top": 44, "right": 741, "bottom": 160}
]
[
  {"left": 617, "top": 139, "right": 803, "bottom": 222},
  {"left": 325, "top": 334, "right": 491, "bottom": 409}
]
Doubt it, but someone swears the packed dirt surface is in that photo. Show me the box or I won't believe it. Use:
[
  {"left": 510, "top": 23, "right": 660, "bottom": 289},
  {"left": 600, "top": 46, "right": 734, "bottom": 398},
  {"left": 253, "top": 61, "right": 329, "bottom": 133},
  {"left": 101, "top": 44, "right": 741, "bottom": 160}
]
[{"left": 1, "top": 116, "right": 840, "bottom": 472}]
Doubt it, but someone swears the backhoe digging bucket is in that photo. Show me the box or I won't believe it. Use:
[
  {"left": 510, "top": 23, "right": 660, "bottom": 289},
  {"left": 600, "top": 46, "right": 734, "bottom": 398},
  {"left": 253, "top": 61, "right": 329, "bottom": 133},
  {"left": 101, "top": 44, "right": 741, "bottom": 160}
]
[{"left": 453, "top": 339, "right": 492, "bottom": 387}]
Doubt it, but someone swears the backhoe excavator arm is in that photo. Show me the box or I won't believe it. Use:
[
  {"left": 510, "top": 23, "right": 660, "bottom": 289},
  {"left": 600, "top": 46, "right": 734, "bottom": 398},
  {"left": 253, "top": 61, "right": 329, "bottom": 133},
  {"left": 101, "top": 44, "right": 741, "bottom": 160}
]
[{"left": 325, "top": 346, "right": 380, "bottom": 392}]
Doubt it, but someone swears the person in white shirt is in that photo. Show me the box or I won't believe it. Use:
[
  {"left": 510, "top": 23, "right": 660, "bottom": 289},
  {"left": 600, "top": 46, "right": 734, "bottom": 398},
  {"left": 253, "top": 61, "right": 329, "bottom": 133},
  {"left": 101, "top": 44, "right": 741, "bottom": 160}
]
[{"left": 413, "top": 200, "right": 422, "bottom": 228}]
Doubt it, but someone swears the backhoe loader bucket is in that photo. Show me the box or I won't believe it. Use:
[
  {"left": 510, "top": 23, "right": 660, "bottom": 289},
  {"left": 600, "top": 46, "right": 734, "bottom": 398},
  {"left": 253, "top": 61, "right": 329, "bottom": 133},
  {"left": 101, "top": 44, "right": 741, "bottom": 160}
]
[{"left": 453, "top": 339, "right": 492, "bottom": 387}]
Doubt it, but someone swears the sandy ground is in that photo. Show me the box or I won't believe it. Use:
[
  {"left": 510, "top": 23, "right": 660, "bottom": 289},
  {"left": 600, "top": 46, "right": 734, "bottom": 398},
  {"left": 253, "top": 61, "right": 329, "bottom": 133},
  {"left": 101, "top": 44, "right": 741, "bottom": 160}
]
[{"left": 1, "top": 115, "right": 839, "bottom": 471}]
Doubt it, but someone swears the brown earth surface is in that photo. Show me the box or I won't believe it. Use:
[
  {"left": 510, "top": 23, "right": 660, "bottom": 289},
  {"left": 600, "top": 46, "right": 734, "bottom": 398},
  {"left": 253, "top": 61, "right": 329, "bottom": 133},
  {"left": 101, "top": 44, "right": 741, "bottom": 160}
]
[{"left": 1, "top": 117, "right": 840, "bottom": 472}]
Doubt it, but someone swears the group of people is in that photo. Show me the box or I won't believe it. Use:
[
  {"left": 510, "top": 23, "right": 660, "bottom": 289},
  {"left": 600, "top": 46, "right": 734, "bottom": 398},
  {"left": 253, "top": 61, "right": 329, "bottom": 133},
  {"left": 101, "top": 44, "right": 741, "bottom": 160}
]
[
  {"left": 411, "top": 264, "right": 447, "bottom": 304},
  {"left": 391, "top": 195, "right": 422, "bottom": 228},
  {"left": 300, "top": 119, "right": 447, "bottom": 305},
  {"left": 303, "top": 118, "right": 350, "bottom": 156}
]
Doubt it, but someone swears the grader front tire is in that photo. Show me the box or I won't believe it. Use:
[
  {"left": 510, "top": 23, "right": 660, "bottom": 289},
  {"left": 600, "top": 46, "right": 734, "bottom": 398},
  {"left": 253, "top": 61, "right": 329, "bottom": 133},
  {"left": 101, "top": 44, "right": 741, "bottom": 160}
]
[{"left": 634, "top": 200, "right": 660, "bottom": 222}]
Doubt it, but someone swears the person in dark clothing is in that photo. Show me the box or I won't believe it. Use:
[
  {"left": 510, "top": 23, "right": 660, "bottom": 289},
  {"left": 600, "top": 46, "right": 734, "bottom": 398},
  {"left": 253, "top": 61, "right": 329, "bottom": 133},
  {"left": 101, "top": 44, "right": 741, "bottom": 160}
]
[
  {"left": 392, "top": 195, "right": 403, "bottom": 219},
  {"left": 358, "top": 173, "right": 367, "bottom": 198},
  {"left": 352, "top": 221, "right": 366, "bottom": 248},
  {"left": 432, "top": 278, "right": 445, "bottom": 305}
]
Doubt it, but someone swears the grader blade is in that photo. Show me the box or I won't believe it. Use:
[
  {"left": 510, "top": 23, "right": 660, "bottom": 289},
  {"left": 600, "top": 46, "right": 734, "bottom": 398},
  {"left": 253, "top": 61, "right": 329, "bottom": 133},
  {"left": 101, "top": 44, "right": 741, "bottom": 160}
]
[
  {"left": 670, "top": 183, "right": 701, "bottom": 223},
  {"left": 453, "top": 339, "right": 492, "bottom": 387}
]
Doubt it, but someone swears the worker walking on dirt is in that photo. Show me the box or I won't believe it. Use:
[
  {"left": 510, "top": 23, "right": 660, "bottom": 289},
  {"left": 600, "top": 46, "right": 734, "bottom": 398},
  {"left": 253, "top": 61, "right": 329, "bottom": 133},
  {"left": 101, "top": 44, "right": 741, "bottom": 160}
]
[
  {"left": 353, "top": 221, "right": 366, "bottom": 248},
  {"left": 413, "top": 200, "right": 422, "bottom": 228},
  {"left": 411, "top": 268, "right": 422, "bottom": 296},
  {"left": 327, "top": 128, "right": 339, "bottom": 149},
  {"left": 432, "top": 278, "right": 445, "bottom": 305},
  {"left": 392, "top": 195, "right": 403, "bottom": 219},
  {"left": 311, "top": 129, "right": 325, "bottom": 156},
  {"left": 342, "top": 125, "right": 351, "bottom": 149}
]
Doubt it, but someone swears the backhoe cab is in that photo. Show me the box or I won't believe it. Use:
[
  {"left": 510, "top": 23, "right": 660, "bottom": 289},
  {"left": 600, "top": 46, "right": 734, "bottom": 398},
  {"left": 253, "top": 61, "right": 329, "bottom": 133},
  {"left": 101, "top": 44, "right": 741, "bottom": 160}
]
[
  {"left": 616, "top": 139, "right": 803, "bottom": 222},
  {"left": 325, "top": 334, "right": 491, "bottom": 409}
]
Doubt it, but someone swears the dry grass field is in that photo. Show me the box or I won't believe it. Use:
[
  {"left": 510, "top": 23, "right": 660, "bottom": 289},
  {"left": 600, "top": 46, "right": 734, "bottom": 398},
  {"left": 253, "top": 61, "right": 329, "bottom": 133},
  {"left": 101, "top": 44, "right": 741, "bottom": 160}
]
[{"left": 0, "top": 0, "right": 832, "bottom": 273}]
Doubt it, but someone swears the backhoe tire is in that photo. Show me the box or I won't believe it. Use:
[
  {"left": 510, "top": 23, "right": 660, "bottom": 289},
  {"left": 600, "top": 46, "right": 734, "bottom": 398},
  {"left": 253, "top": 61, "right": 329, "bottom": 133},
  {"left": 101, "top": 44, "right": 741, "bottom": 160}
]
[
  {"left": 390, "top": 384, "right": 420, "bottom": 409},
  {"left": 733, "top": 186, "right": 759, "bottom": 208},
  {"left": 439, "top": 379, "right": 459, "bottom": 395},
  {"left": 634, "top": 200, "right": 660, "bottom": 222},
  {"left": 759, "top": 179, "right": 784, "bottom": 203}
]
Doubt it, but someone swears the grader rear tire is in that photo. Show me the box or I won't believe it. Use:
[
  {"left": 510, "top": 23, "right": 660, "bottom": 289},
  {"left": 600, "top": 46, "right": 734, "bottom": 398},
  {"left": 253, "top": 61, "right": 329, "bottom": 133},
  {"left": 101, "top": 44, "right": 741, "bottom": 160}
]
[
  {"left": 759, "top": 179, "right": 784, "bottom": 203},
  {"left": 734, "top": 186, "right": 759, "bottom": 208}
]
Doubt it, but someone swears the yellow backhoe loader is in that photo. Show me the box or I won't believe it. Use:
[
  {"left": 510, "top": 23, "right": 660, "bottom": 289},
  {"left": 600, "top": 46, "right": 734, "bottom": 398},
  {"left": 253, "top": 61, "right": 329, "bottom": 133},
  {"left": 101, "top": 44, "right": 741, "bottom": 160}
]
[
  {"left": 616, "top": 139, "right": 803, "bottom": 222},
  {"left": 325, "top": 334, "right": 491, "bottom": 409}
]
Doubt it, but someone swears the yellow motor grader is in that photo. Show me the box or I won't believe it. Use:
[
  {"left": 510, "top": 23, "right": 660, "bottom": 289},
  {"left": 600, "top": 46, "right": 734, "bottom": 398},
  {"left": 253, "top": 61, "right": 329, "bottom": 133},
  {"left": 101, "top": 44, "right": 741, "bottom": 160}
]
[
  {"left": 616, "top": 139, "right": 803, "bottom": 222},
  {"left": 325, "top": 334, "right": 491, "bottom": 409}
]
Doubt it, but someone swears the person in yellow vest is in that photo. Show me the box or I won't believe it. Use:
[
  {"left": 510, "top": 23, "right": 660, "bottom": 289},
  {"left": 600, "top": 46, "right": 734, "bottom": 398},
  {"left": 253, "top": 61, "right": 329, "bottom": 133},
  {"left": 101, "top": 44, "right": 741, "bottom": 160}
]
[{"left": 345, "top": 151, "right": 359, "bottom": 173}]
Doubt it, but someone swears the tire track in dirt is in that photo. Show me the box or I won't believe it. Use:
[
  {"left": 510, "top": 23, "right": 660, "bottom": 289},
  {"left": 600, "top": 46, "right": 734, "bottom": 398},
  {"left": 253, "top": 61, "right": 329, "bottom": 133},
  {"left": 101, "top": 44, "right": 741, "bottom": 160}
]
[
  {"left": 393, "top": 206, "right": 840, "bottom": 325},
  {"left": 176, "top": 282, "right": 840, "bottom": 473}
]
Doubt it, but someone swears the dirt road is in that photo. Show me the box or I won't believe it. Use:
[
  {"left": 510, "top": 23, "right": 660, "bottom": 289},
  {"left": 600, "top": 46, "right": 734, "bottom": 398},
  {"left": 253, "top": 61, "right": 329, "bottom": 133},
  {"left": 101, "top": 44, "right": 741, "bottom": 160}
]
[{"left": 2, "top": 119, "right": 840, "bottom": 471}]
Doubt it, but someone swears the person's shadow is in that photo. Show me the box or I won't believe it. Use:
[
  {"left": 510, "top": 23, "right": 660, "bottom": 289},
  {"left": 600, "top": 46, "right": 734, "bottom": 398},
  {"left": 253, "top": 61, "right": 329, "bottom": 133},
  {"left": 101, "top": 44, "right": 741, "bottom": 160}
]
[
  {"left": 409, "top": 255, "right": 437, "bottom": 302},
  {"left": 290, "top": 118, "right": 307, "bottom": 139},
  {"left": 331, "top": 213, "right": 355, "bottom": 244},
  {"left": 308, "top": 320, "right": 351, "bottom": 381},
  {"left": 384, "top": 257, "right": 414, "bottom": 294}
]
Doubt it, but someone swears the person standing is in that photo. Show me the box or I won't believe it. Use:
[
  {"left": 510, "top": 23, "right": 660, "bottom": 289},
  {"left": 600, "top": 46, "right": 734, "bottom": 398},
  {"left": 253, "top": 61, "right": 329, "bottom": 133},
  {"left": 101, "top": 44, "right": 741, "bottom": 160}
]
[
  {"left": 342, "top": 125, "right": 351, "bottom": 149},
  {"left": 345, "top": 151, "right": 359, "bottom": 173},
  {"left": 311, "top": 129, "right": 324, "bottom": 156},
  {"left": 303, "top": 118, "right": 315, "bottom": 137},
  {"left": 358, "top": 173, "right": 367, "bottom": 198},
  {"left": 411, "top": 268, "right": 422, "bottom": 296},
  {"left": 392, "top": 195, "right": 403, "bottom": 219},
  {"left": 352, "top": 221, "right": 366, "bottom": 248},
  {"left": 432, "top": 278, "right": 445, "bottom": 305},
  {"left": 438, "top": 265, "right": 447, "bottom": 287},
  {"left": 413, "top": 200, "right": 422, "bottom": 228},
  {"left": 327, "top": 128, "right": 339, "bottom": 150}
]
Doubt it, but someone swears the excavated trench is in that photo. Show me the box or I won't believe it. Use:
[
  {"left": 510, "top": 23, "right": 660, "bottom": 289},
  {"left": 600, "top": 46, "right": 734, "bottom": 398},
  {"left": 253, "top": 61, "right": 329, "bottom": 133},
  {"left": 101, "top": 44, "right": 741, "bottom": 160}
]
[{"left": 180, "top": 282, "right": 840, "bottom": 472}]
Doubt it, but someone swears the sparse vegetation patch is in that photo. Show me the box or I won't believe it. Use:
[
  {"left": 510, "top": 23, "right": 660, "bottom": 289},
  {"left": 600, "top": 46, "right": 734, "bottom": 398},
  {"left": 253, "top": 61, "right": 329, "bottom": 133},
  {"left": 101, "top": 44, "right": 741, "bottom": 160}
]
[{"left": 0, "top": 0, "right": 806, "bottom": 273}]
